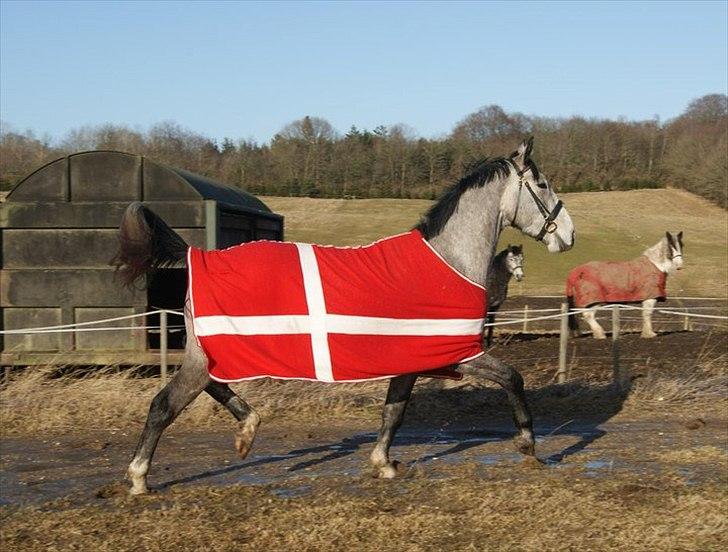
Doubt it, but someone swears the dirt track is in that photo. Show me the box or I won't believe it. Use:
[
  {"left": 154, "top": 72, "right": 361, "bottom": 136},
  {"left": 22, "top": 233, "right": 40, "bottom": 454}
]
[{"left": 1, "top": 412, "right": 726, "bottom": 507}]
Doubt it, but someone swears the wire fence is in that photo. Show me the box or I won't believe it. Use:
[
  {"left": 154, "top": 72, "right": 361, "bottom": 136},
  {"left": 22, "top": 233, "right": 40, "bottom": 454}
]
[
  {"left": 1, "top": 302, "right": 725, "bottom": 337},
  {"left": 1, "top": 300, "right": 726, "bottom": 385}
]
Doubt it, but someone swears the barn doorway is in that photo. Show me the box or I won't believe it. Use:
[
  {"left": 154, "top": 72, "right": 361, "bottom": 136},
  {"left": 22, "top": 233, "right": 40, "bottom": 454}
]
[{"left": 146, "top": 269, "right": 187, "bottom": 350}]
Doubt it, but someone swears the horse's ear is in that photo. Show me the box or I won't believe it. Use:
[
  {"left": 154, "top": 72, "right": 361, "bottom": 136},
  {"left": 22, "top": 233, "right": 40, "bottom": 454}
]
[{"left": 511, "top": 136, "right": 534, "bottom": 163}]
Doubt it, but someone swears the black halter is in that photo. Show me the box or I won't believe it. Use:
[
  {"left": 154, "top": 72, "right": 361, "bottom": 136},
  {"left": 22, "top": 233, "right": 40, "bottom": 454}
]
[{"left": 510, "top": 160, "right": 564, "bottom": 242}]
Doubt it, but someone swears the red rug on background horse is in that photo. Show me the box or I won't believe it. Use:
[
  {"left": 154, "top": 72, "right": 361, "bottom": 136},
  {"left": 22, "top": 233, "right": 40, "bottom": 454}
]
[
  {"left": 566, "top": 255, "right": 667, "bottom": 308},
  {"left": 188, "top": 230, "right": 487, "bottom": 383}
]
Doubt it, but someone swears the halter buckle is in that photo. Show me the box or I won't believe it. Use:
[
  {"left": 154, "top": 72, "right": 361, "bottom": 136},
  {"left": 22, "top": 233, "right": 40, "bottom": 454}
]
[{"left": 544, "top": 221, "right": 558, "bottom": 234}]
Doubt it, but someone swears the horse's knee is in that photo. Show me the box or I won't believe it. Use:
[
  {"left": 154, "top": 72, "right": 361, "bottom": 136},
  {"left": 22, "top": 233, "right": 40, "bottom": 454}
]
[
  {"left": 508, "top": 368, "right": 524, "bottom": 393},
  {"left": 147, "top": 389, "right": 175, "bottom": 425},
  {"left": 491, "top": 364, "right": 523, "bottom": 393}
]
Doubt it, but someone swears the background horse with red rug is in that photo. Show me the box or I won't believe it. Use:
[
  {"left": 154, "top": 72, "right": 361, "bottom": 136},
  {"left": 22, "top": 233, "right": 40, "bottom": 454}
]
[{"left": 567, "top": 232, "right": 684, "bottom": 339}]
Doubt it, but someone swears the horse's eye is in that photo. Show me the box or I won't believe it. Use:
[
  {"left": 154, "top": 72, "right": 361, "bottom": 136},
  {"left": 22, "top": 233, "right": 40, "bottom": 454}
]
[{"left": 537, "top": 181, "right": 548, "bottom": 189}]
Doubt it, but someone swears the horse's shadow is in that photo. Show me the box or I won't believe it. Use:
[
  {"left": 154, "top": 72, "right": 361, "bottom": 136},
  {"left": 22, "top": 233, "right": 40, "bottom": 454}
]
[{"left": 158, "top": 379, "right": 631, "bottom": 490}]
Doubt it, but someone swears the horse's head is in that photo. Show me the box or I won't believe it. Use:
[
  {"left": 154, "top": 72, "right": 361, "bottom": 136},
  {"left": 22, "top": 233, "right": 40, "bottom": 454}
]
[
  {"left": 506, "top": 244, "right": 524, "bottom": 281},
  {"left": 665, "top": 231, "right": 684, "bottom": 271},
  {"left": 502, "top": 137, "right": 575, "bottom": 253}
]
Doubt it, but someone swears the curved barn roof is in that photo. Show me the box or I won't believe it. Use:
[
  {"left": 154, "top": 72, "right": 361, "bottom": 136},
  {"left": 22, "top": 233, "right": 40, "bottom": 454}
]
[{"left": 6, "top": 150, "right": 272, "bottom": 213}]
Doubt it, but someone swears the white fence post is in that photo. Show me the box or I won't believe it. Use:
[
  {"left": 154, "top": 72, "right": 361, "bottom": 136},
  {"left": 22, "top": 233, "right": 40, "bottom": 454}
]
[
  {"left": 557, "top": 302, "right": 569, "bottom": 383},
  {"left": 522, "top": 304, "right": 529, "bottom": 333},
  {"left": 160, "top": 311, "right": 168, "bottom": 387}
]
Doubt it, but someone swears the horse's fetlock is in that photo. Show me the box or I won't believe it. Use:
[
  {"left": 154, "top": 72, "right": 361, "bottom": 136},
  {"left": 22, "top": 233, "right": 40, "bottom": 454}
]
[
  {"left": 514, "top": 431, "right": 535, "bottom": 456},
  {"left": 127, "top": 458, "right": 150, "bottom": 495}
]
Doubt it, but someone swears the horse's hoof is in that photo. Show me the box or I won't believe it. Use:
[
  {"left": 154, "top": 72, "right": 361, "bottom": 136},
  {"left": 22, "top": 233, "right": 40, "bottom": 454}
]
[
  {"left": 521, "top": 455, "right": 545, "bottom": 468},
  {"left": 641, "top": 332, "right": 657, "bottom": 339},
  {"left": 594, "top": 334, "right": 607, "bottom": 340},
  {"left": 128, "top": 485, "right": 149, "bottom": 496},
  {"left": 234, "top": 412, "right": 261, "bottom": 459},
  {"left": 375, "top": 461, "right": 400, "bottom": 479},
  {"left": 378, "top": 465, "right": 397, "bottom": 479}
]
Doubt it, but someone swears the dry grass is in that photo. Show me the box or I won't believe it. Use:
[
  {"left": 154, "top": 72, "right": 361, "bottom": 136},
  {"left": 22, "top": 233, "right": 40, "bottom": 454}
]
[
  {"left": 2, "top": 348, "right": 726, "bottom": 437},
  {"left": 627, "top": 344, "right": 727, "bottom": 405},
  {"left": 0, "top": 365, "right": 391, "bottom": 435},
  {"left": 652, "top": 446, "right": 726, "bottom": 464},
  {"left": 263, "top": 189, "right": 728, "bottom": 296},
  {"left": 1, "top": 467, "right": 726, "bottom": 551}
]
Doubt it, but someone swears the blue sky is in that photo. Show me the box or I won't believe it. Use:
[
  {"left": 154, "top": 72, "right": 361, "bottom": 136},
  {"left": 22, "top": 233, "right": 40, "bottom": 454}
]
[{"left": 1, "top": 0, "right": 726, "bottom": 143}]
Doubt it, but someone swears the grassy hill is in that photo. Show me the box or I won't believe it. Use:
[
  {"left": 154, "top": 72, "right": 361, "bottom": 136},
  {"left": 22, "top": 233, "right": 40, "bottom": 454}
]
[{"left": 263, "top": 189, "right": 727, "bottom": 297}]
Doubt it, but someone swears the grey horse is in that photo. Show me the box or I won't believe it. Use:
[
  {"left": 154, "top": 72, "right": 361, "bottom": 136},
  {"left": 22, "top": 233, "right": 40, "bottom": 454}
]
[
  {"left": 113, "top": 137, "right": 575, "bottom": 494},
  {"left": 485, "top": 244, "right": 524, "bottom": 346}
]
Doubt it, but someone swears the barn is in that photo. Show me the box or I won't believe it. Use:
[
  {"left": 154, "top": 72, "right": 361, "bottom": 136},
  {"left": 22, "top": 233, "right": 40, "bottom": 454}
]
[{"left": 0, "top": 150, "right": 284, "bottom": 365}]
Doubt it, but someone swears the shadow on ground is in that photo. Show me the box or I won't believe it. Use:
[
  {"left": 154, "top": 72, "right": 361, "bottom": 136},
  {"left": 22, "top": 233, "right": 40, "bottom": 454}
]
[{"left": 158, "top": 379, "right": 632, "bottom": 490}]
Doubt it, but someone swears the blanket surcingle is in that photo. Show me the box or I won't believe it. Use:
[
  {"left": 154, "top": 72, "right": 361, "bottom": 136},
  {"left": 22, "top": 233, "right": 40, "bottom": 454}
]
[
  {"left": 566, "top": 255, "right": 667, "bottom": 308},
  {"left": 188, "top": 230, "right": 487, "bottom": 383}
]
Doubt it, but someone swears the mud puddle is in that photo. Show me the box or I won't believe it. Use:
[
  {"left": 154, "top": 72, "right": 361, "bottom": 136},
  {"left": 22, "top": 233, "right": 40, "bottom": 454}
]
[{"left": 1, "top": 418, "right": 725, "bottom": 505}]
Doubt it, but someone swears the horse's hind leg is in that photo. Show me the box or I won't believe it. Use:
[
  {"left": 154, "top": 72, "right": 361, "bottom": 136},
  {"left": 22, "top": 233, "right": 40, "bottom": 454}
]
[
  {"left": 460, "top": 354, "right": 535, "bottom": 457},
  {"left": 127, "top": 345, "right": 209, "bottom": 495},
  {"left": 205, "top": 381, "right": 260, "bottom": 459},
  {"left": 370, "top": 374, "right": 417, "bottom": 478},
  {"left": 640, "top": 298, "right": 658, "bottom": 338},
  {"left": 582, "top": 307, "right": 606, "bottom": 339}
]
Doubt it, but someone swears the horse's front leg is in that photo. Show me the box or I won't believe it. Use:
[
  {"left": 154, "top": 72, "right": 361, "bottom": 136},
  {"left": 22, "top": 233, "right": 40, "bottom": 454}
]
[
  {"left": 640, "top": 298, "right": 658, "bottom": 338},
  {"left": 459, "top": 354, "right": 536, "bottom": 457},
  {"left": 370, "top": 374, "right": 417, "bottom": 478}
]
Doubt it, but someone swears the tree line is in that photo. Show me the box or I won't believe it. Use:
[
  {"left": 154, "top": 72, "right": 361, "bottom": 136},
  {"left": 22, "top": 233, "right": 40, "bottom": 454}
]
[{"left": 1, "top": 93, "right": 725, "bottom": 207}]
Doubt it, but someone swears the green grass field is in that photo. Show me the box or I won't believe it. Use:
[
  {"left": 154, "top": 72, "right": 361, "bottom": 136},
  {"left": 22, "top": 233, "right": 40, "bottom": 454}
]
[{"left": 263, "top": 189, "right": 728, "bottom": 297}]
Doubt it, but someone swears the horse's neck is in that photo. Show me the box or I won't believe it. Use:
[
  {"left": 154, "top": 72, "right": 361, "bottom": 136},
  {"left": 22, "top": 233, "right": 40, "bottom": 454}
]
[
  {"left": 643, "top": 240, "right": 672, "bottom": 274},
  {"left": 427, "top": 184, "right": 504, "bottom": 287}
]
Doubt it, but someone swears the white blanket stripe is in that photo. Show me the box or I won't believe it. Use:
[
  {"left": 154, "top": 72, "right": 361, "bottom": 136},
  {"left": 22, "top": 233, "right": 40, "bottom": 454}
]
[
  {"left": 193, "top": 314, "right": 485, "bottom": 337},
  {"left": 295, "top": 243, "right": 335, "bottom": 382}
]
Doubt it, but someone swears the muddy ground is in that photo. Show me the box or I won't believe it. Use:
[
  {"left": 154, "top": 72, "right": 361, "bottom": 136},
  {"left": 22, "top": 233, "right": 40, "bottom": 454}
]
[{"left": 1, "top": 331, "right": 727, "bottom": 550}]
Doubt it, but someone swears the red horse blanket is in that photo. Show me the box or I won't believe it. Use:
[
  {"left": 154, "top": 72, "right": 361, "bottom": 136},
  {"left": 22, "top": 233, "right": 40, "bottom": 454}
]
[
  {"left": 188, "top": 230, "right": 487, "bottom": 383},
  {"left": 566, "top": 255, "right": 667, "bottom": 308}
]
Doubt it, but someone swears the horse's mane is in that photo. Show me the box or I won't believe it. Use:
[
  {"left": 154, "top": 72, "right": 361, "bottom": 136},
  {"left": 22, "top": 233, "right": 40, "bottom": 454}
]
[
  {"left": 415, "top": 158, "right": 511, "bottom": 239},
  {"left": 415, "top": 156, "right": 540, "bottom": 239}
]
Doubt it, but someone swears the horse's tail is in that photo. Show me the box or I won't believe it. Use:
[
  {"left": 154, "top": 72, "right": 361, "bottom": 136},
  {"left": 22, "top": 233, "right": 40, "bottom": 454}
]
[
  {"left": 111, "top": 202, "right": 188, "bottom": 289},
  {"left": 566, "top": 294, "right": 579, "bottom": 333},
  {"left": 565, "top": 270, "right": 579, "bottom": 333}
]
